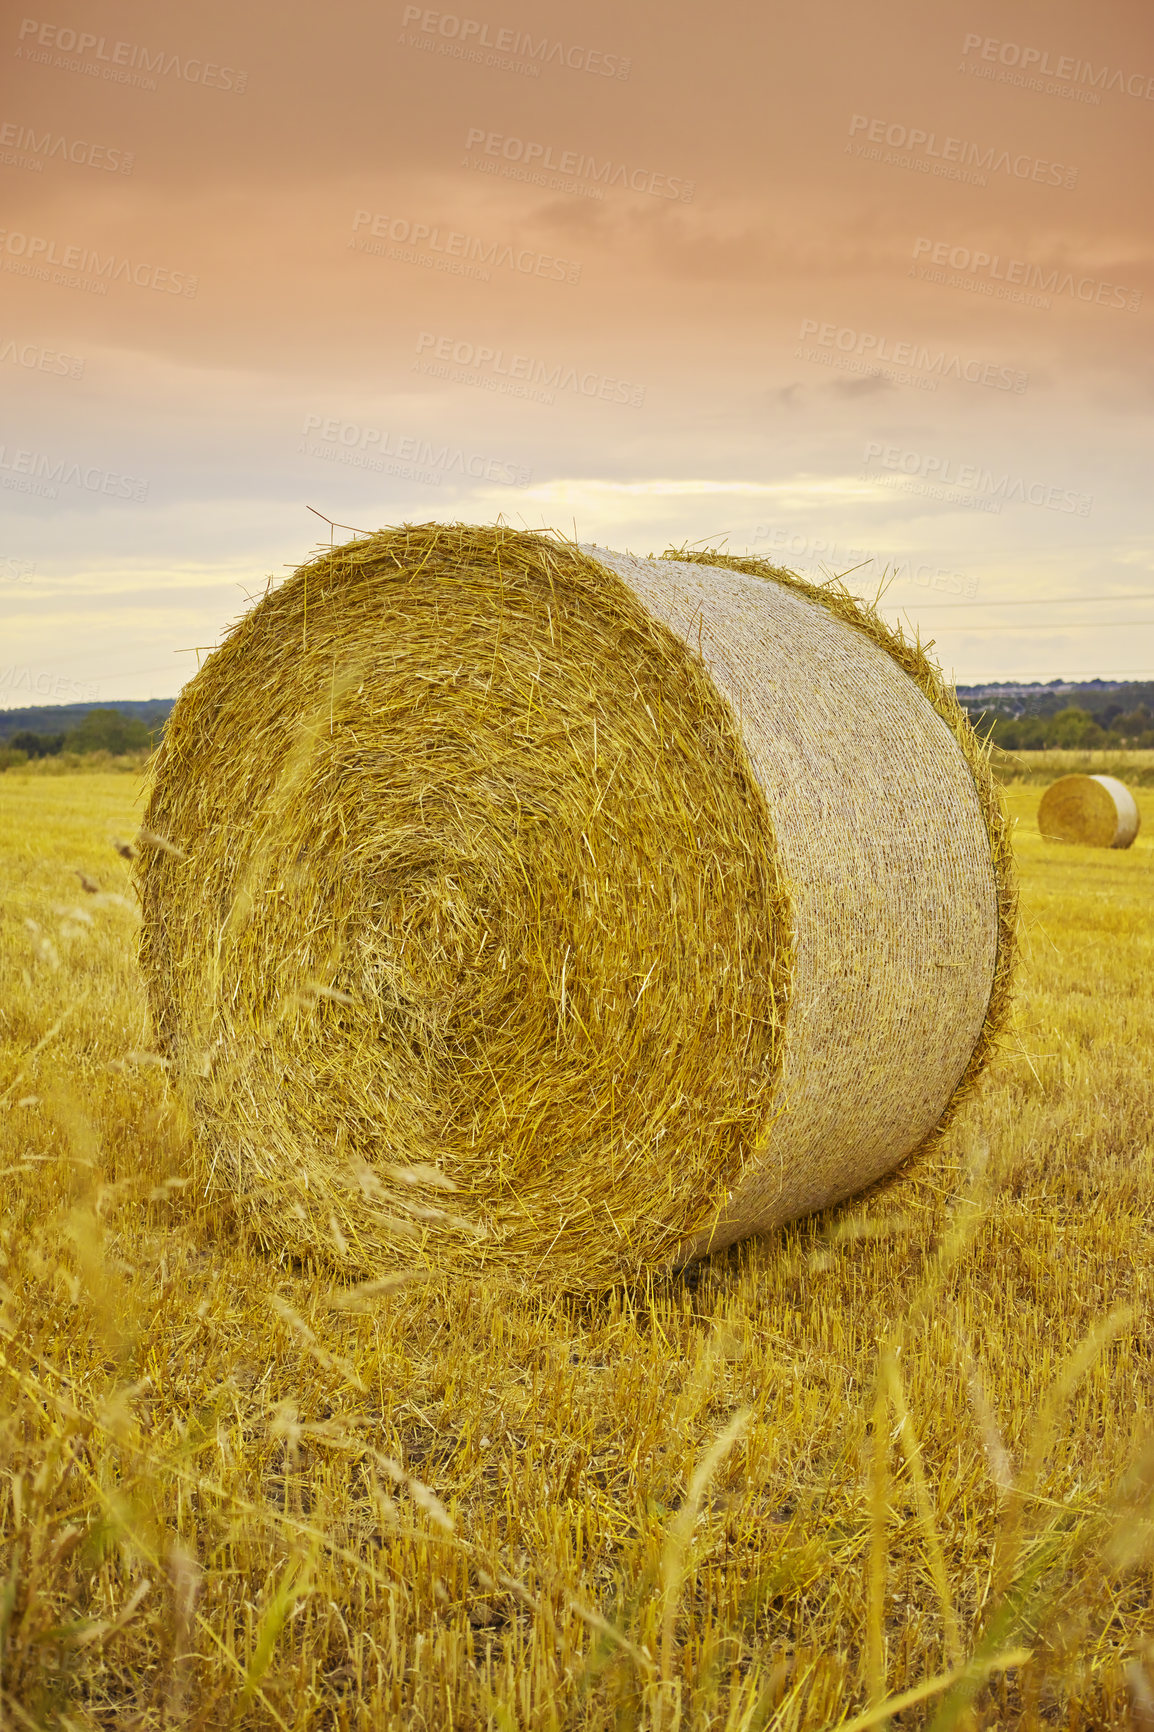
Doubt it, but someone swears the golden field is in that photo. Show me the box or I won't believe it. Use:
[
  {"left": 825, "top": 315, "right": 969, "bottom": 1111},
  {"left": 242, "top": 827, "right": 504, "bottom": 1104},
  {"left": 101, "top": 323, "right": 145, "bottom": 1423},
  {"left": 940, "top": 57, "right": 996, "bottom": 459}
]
[
  {"left": 991, "top": 748, "right": 1154, "bottom": 788},
  {"left": 2, "top": 761, "right": 1153, "bottom": 1730}
]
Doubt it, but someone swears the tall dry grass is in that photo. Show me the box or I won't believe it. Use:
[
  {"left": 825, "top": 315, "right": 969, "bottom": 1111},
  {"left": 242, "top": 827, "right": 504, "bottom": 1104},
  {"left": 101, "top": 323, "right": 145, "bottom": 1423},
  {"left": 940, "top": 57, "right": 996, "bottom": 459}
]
[
  {"left": 2, "top": 767, "right": 1154, "bottom": 1729},
  {"left": 991, "top": 746, "right": 1154, "bottom": 787},
  {"left": 0, "top": 749, "right": 152, "bottom": 777}
]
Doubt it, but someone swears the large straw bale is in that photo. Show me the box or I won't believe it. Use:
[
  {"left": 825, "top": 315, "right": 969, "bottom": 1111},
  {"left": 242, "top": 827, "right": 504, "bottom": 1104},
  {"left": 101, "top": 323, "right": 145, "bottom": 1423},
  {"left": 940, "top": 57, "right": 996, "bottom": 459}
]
[
  {"left": 136, "top": 524, "right": 1015, "bottom": 1286},
  {"left": 1037, "top": 773, "right": 1140, "bottom": 849}
]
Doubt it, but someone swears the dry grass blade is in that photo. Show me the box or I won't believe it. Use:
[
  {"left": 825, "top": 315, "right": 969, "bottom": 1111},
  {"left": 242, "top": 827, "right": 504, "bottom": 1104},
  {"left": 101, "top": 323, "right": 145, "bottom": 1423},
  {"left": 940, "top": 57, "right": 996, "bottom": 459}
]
[
  {"left": 989, "top": 1305, "right": 1134, "bottom": 1605},
  {"left": 135, "top": 825, "right": 186, "bottom": 858},
  {"left": 881, "top": 1345, "right": 963, "bottom": 1668},
  {"left": 867, "top": 1370, "right": 889, "bottom": 1718},
  {"left": 237, "top": 1556, "right": 313, "bottom": 1709},
  {"left": 655, "top": 1407, "right": 750, "bottom": 1729},
  {"left": 836, "top": 1647, "right": 1032, "bottom": 1732}
]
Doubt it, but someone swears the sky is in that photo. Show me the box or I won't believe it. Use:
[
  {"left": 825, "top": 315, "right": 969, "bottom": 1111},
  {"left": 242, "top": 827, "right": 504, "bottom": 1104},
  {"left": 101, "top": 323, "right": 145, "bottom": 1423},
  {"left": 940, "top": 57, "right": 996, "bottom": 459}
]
[{"left": 2, "top": 0, "right": 1153, "bottom": 705}]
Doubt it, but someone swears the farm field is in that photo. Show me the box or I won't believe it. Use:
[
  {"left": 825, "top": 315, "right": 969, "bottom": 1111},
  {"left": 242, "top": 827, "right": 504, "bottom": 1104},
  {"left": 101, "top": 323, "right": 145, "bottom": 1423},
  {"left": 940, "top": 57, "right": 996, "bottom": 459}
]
[
  {"left": 2, "top": 765, "right": 1154, "bottom": 1729},
  {"left": 991, "top": 748, "right": 1154, "bottom": 788}
]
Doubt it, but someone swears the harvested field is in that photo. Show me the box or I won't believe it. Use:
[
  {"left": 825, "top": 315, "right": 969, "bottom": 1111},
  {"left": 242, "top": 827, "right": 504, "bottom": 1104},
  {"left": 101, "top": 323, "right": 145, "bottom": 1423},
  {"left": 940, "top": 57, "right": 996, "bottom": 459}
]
[
  {"left": 2, "top": 768, "right": 1154, "bottom": 1728},
  {"left": 992, "top": 746, "right": 1154, "bottom": 787}
]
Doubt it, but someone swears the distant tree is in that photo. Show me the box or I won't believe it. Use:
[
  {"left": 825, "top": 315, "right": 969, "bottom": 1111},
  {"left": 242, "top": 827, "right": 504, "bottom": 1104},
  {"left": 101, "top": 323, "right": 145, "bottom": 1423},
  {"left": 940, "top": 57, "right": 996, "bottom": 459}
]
[
  {"left": 63, "top": 708, "right": 153, "bottom": 754},
  {"left": 9, "top": 730, "right": 65, "bottom": 757},
  {"left": 985, "top": 714, "right": 1050, "bottom": 750},
  {"left": 983, "top": 706, "right": 1123, "bottom": 751},
  {"left": 1047, "top": 706, "right": 1106, "bottom": 749},
  {"left": 1116, "top": 707, "right": 1153, "bottom": 738}
]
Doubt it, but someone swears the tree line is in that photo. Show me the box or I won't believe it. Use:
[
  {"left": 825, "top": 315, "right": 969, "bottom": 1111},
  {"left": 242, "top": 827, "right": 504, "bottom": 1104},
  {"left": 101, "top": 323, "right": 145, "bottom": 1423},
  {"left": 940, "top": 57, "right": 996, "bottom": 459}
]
[
  {"left": 4, "top": 708, "right": 157, "bottom": 758},
  {"left": 977, "top": 704, "right": 1154, "bottom": 751}
]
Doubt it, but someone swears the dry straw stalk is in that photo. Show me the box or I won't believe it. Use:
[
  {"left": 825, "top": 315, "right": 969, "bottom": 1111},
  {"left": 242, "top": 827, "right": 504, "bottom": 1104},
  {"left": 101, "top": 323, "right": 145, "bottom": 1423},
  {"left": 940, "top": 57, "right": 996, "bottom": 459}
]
[{"left": 136, "top": 524, "right": 1015, "bottom": 1287}]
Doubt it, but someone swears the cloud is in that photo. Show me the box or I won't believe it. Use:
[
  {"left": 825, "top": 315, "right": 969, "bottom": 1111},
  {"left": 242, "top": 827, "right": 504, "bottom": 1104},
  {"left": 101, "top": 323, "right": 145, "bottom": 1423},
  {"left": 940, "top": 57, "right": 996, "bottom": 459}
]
[{"left": 830, "top": 372, "right": 893, "bottom": 398}]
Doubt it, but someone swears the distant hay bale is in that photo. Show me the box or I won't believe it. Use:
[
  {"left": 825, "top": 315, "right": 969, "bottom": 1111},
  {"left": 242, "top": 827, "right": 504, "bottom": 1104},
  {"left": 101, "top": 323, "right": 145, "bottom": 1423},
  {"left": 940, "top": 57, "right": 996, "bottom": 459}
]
[
  {"left": 1038, "top": 774, "right": 1140, "bottom": 849},
  {"left": 136, "top": 524, "right": 1015, "bottom": 1286}
]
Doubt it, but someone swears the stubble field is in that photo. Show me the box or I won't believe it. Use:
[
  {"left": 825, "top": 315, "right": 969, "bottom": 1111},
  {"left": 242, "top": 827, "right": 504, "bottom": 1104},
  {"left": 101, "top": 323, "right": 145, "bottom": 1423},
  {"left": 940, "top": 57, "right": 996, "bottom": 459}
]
[{"left": 2, "top": 757, "right": 1153, "bottom": 1730}]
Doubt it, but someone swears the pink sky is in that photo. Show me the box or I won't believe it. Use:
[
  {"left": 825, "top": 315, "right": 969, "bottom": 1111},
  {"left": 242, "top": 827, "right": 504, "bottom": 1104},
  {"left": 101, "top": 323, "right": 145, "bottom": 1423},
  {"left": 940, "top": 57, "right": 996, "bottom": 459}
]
[{"left": 2, "top": 0, "right": 1153, "bottom": 702}]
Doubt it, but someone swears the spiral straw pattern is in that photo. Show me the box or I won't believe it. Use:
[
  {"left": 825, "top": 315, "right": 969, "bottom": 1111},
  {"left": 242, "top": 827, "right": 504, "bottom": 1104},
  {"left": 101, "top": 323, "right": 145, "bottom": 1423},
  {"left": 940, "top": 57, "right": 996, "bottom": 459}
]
[{"left": 137, "top": 524, "right": 1015, "bottom": 1286}]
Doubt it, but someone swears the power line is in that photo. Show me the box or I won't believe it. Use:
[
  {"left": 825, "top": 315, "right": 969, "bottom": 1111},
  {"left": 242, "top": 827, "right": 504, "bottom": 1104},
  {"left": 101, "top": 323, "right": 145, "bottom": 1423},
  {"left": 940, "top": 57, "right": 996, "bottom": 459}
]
[
  {"left": 923, "top": 620, "right": 1154, "bottom": 633},
  {"left": 887, "top": 589, "right": 1154, "bottom": 611},
  {"left": 956, "top": 668, "right": 1154, "bottom": 680}
]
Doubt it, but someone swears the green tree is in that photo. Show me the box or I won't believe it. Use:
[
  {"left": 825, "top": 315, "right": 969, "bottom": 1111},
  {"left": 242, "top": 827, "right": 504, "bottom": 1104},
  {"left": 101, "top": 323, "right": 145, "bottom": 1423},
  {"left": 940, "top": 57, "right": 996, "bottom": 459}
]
[
  {"left": 9, "top": 730, "right": 64, "bottom": 757},
  {"left": 1047, "top": 706, "right": 1105, "bottom": 749},
  {"left": 63, "top": 708, "right": 153, "bottom": 754},
  {"left": 1115, "top": 707, "right": 1152, "bottom": 739}
]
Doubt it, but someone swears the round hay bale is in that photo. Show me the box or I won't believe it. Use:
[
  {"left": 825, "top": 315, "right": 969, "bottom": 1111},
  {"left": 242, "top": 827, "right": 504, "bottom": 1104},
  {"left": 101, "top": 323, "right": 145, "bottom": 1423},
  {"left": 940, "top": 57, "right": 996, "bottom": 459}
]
[
  {"left": 136, "top": 524, "right": 1015, "bottom": 1286},
  {"left": 1037, "top": 774, "right": 1140, "bottom": 849}
]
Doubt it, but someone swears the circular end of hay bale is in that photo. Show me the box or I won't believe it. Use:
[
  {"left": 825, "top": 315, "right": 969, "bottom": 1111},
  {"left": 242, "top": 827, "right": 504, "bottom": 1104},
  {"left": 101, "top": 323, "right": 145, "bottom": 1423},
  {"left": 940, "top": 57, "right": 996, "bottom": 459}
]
[
  {"left": 137, "top": 525, "right": 790, "bottom": 1287},
  {"left": 1038, "top": 774, "right": 1140, "bottom": 848},
  {"left": 137, "top": 525, "right": 1016, "bottom": 1286}
]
